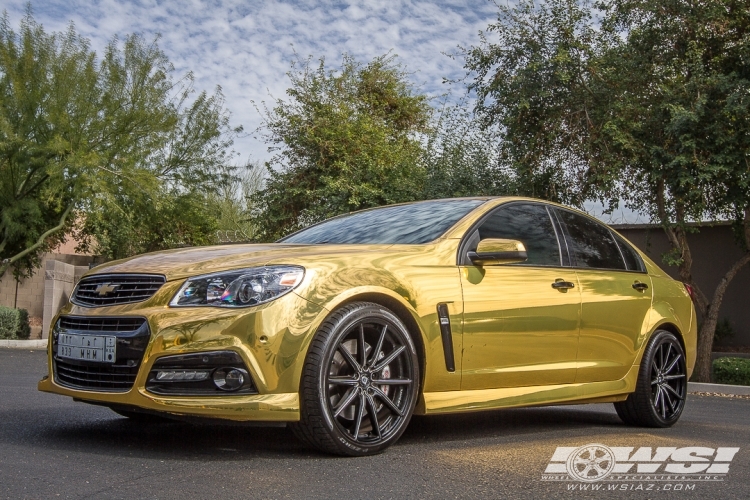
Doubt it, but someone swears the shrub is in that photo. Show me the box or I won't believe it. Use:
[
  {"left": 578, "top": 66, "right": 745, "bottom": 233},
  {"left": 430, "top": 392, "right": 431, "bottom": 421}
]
[
  {"left": 0, "top": 306, "right": 30, "bottom": 340},
  {"left": 713, "top": 357, "right": 750, "bottom": 386}
]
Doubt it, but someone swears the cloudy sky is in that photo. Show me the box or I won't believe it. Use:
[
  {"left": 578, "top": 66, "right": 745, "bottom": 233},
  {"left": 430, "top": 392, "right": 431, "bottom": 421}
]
[
  {"left": 3, "top": 0, "right": 645, "bottom": 222},
  {"left": 3, "top": 0, "right": 498, "bottom": 162}
]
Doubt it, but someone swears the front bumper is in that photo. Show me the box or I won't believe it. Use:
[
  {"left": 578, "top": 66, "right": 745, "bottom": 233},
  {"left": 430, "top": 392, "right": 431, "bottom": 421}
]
[
  {"left": 38, "top": 286, "right": 326, "bottom": 422},
  {"left": 38, "top": 376, "right": 299, "bottom": 421}
]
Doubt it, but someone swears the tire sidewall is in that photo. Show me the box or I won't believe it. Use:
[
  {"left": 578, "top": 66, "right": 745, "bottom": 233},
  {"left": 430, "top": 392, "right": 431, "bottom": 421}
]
[{"left": 311, "top": 303, "right": 420, "bottom": 455}]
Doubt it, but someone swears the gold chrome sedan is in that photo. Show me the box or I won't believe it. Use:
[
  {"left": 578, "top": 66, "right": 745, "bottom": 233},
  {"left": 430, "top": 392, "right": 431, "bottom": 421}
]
[{"left": 39, "top": 197, "right": 696, "bottom": 456}]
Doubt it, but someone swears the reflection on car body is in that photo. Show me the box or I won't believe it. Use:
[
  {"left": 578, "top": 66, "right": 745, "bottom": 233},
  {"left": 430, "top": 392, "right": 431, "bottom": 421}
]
[{"left": 39, "top": 197, "right": 696, "bottom": 456}]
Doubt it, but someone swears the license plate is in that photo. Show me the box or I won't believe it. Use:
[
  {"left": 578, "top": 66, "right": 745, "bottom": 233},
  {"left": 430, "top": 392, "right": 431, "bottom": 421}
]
[{"left": 57, "top": 333, "right": 116, "bottom": 363}]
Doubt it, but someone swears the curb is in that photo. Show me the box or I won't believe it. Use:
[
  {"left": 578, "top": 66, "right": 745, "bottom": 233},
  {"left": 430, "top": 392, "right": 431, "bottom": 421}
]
[
  {"left": 688, "top": 382, "right": 750, "bottom": 396},
  {"left": 0, "top": 339, "right": 48, "bottom": 349}
]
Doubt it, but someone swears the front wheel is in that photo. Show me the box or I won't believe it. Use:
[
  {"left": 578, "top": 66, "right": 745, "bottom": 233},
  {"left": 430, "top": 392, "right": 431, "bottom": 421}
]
[
  {"left": 614, "top": 330, "right": 687, "bottom": 427},
  {"left": 290, "top": 302, "right": 420, "bottom": 456}
]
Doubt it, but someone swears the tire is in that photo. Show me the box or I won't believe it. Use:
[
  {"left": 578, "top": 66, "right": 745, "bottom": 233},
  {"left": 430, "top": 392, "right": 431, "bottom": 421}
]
[
  {"left": 290, "top": 302, "right": 420, "bottom": 456},
  {"left": 614, "top": 330, "right": 687, "bottom": 427}
]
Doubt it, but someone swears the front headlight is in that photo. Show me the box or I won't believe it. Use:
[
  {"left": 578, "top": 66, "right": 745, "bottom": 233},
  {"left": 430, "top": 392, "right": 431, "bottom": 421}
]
[{"left": 169, "top": 266, "right": 305, "bottom": 308}]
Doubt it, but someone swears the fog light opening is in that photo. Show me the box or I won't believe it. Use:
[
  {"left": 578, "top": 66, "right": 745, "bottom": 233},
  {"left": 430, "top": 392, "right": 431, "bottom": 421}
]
[{"left": 212, "top": 367, "right": 248, "bottom": 391}]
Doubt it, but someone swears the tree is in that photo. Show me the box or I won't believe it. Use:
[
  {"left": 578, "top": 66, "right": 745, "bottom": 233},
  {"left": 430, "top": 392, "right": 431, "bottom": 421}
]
[
  {"left": 0, "top": 10, "right": 240, "bottom": 275},
  {"left": 210, "top": 161, "right": 263, "bottom": 243},
  {"left": 464, "top": 0, "right": 750, "bottom": 381},
  {"left": 252, "top": 54, "right": 431, "bottom": 241},
  {"left": 422, "top": 100, "right": 515, "bottom": 199}
]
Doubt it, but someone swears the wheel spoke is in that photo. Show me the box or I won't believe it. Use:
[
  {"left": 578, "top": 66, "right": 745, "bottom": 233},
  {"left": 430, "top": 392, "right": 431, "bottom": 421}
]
[
  {"left": 329, "top": 376, "right": 358, "bottom": 386},
  {"left": 663, "top": 354, "right": 682, "bottom": 375},
  {"left": 352, "top": 392, "right": 366, "bottom": 440},
  {"left": 358, "top": 324, "right": 367, "bottom": 366},
  {"left": 371, "top": 386, "right": 403, "bottom": 416},
  {"left": 663, "top": 383, "right": 684, "bottom": 401},
  {"left": 372, "top": 378, "right": 412, "bottom": 385},
  {"left": 369, "top": 324, "right": 388, "bottom": 367},
  {"left": 662, "top": 344, "right": 672, "bottom": 371},
  {"left": 660, "top": 388, "right": 667, "bottom": 418},
  {"left": 372, "top": 345, "right": 406, "bottom": 372},
  {"left": 664, "top": 373, "right": 686, "bottom": 380},
  {"left": 365, "top": 393, "right": 381, "bottom": 438},
  {"left": 663, "top": 386, "right": 674, "bottom": 410},
  {"left": 333, "top": 387, "right": 360, "bottom": 418},
  {"left": 337, "top": 345, "right": 360, "bottom": 371},
  {"left": 653, "top": 386, "right": 662, "bottom": 407}
]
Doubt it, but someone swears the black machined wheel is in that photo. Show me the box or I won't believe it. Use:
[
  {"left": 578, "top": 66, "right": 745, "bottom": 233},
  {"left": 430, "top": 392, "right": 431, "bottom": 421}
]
[
  {"left": 291, "top": 302, "right": 419, "bottom": 456},
  {"left": 614, "top": 330, "right": 687, "bottom": 427}
]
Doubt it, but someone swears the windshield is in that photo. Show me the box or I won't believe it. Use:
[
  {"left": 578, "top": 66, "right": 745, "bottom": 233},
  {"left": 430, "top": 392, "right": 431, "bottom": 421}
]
[{"left": 280, "top": 199, "right": 486, "bottom": 245}]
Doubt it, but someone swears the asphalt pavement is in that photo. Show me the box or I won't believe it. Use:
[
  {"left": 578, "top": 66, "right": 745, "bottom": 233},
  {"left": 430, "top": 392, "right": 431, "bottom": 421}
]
[{"left": 1, "top": 349, "right": 749, "bottom": 499}]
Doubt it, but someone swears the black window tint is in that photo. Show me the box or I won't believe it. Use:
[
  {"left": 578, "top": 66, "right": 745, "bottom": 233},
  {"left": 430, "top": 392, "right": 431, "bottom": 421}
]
[
  {"left": 476, "top": 204, "right": 561, "bottom": 266},
  {"left": 613, "top": 233, "right": 644, "bottom": 272},
  {"left": 557, "top": 210, "right": 626, "bottom": 270},
  {"left": 281, "top": 199, "right": 485, "bottom": 244}
]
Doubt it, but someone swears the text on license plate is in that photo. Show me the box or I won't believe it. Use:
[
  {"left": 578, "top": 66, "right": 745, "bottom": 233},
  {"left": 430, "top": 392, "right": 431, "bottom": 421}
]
[{"left": 57, "top": 334, "right": 116, "bottom": 363}]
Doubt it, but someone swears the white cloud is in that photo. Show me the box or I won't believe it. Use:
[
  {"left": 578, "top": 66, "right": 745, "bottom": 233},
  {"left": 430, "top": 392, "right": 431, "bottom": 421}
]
[{"left": 2, "top": 0, "right": 498, "bottom": 162}]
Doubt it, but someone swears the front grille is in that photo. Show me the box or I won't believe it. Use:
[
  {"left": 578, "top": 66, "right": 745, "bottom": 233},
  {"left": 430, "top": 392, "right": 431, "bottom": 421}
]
[
  {"left": 55, "top": 360, "right": 139, "bottom": 391},
  {"left": 58, "top": 316, "right": 146, "bottom": 332},
  {"left": 53, "top": 316, "right": 150, "bottom": 392},
  {"left": 72, "top": 274, "right": 166, "bottom": 307}
]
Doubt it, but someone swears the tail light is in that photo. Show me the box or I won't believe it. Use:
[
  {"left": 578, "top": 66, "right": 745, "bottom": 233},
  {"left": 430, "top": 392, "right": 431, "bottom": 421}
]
[{"left": 683, "top": 283, "right": 695, "bottom": 301}]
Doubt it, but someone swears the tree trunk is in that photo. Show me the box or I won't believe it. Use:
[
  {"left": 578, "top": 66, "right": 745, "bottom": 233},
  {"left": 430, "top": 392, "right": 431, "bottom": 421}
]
[{"left": 692, "top": 252, "right": 750, "bottom": 382}]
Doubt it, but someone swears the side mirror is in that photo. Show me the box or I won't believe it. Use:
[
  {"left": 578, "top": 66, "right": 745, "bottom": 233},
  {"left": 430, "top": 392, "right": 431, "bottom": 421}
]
[{"left": 468, "top": 238, "right": 527, "bottom": 266}]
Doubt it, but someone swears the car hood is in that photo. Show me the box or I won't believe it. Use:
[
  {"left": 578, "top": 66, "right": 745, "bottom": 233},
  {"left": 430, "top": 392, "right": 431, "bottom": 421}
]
[{"left": 86, "top": 243, "right": 395, "bottom": 281}]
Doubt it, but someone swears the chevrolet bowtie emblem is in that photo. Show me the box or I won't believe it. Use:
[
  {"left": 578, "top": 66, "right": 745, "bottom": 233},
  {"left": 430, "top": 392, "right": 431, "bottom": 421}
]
[{"left": 94, "top": 283, "right": 120, "bottom": 296}]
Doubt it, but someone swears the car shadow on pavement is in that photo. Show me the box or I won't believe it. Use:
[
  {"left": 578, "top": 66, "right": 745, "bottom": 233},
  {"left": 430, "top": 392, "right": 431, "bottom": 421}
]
[
  {"left": 402, "top": 404, "right": 623, "bottom": 445},
  {"left": 0, "top": 401, "right": 624, "bottom": 460}
]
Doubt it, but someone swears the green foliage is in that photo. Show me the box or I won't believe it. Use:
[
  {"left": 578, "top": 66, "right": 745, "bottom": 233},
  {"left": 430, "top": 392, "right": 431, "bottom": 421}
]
[
  {"left": 0, "top": 305, "right": 29, "bottom": 340},
  {"left": 79, "top": 190, "right": 220, "bottom": 260},
  {"left": 209, "top": 162, "right": 263, "bottom": 243},
  {"left": 462, "top": 0, "right": 601, "bottom": 206},
  {"left": 464, "top": 0, "right": 750, "bottom": 225},
  {"left": 713, "top": 357, "right": 750, "bottom": 386},
  {"left": 422, "top": 102, "right": 515, "bottom": 199},
  {"left": 252, "top": 54, "right": 431, "bottom": 241},
  {"left": 0, "top": 9, "right": 240, "bottom": 273}
]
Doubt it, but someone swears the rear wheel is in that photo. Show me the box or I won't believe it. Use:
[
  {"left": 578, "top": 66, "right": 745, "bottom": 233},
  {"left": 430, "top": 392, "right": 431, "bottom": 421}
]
[
  {"left": 614, "top": 330, "right": 687, "bottom": 427},
  {"left": 291, "top": 302, "right": 419, "bottom": 456}
]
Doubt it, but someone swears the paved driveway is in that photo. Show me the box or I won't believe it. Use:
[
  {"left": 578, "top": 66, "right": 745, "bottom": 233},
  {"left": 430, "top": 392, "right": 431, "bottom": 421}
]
[{"left": 1, "top": 350, "right": 748, "bottom": 499}]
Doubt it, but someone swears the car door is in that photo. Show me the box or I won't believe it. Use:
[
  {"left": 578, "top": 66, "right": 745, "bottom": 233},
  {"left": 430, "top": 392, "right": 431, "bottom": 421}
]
[
  {"left": 553, "top": 208, "right": 653, "bottom": 383},
  {"left": 460, "top": 203, "right": 581, "bottom": 390}
]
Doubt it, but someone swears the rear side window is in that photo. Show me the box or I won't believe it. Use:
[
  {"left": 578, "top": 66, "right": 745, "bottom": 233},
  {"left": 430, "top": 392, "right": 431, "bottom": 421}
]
[
  {"left": 612, "top": 232, "right": 645, "bottom": 272},
  {"left": 476, "top": 204, "right": 561, "bottom": 266},
  {"left": 555, "top": 210, "right": 626, "bottom": 270}
]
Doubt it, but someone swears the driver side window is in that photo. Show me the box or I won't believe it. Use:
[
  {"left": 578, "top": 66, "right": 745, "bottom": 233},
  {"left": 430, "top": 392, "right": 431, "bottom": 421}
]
[{"left": 472, "top": 204, "right": 562, "bottom": 267}]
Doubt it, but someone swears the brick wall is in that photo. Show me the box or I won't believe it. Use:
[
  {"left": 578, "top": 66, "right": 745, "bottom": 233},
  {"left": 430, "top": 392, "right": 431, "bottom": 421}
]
[{"left": 0, "top": 253, "right": 94, "bottom": 337}]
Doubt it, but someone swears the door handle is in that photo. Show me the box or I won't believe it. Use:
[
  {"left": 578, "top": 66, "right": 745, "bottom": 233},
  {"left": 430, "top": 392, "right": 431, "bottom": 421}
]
[
  {"left": 551, "top": 279, "right": 575, "bottom": 290},
  {"left": 632, "top": 281, "right": 649, "bottom": 291}
]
